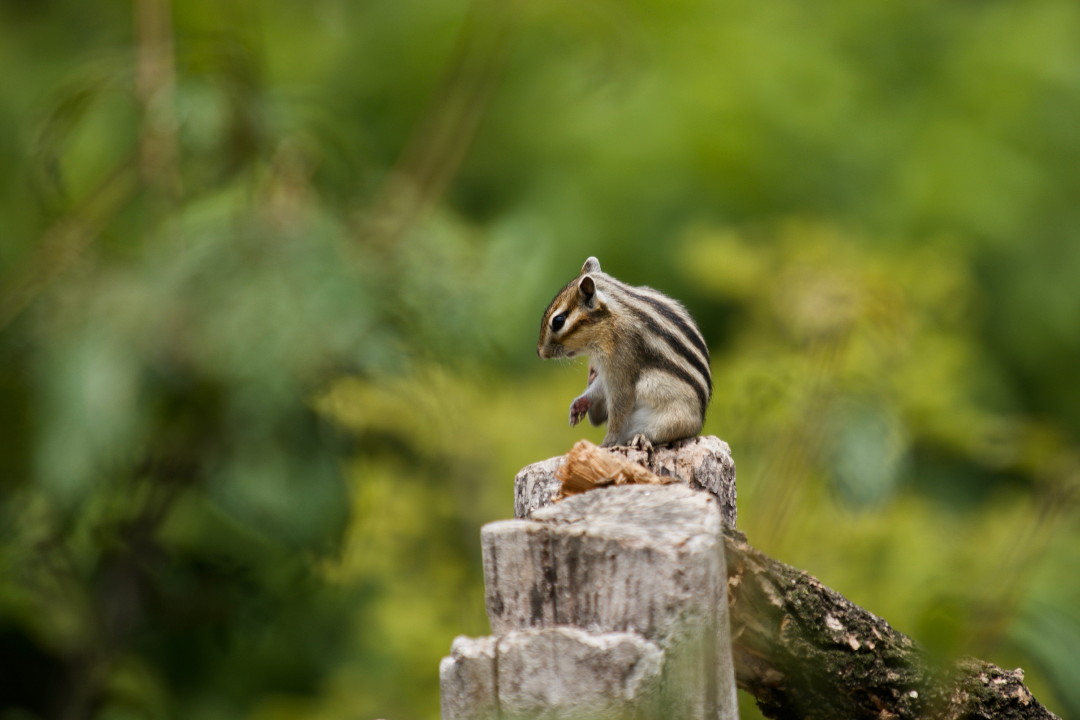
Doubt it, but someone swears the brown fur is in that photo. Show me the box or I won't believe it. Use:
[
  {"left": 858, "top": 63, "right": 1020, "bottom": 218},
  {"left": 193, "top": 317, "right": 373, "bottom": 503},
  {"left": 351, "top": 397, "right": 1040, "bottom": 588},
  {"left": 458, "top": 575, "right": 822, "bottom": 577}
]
[{"left": 537, "top": 257, "right": 710, "bottom": 446}]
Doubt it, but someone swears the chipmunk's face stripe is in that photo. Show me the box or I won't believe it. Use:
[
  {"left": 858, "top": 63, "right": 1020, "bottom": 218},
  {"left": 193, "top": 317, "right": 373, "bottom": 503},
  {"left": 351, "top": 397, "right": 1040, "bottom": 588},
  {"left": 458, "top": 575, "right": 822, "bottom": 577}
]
[
  {"left": 540, "top": 278, "right": 577, "bottom": 329},
  {"left": 557, "top": 305, "right": 610, "bottom": 344}
]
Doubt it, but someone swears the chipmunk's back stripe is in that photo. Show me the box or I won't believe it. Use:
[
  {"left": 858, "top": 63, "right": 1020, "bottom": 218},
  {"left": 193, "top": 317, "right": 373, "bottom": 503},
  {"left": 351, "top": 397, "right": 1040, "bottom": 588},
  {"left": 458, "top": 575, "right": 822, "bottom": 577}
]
[
  {"left": 623, "top": 304, "right": 712, "bottom": 399},
  {"left": 613, "top": 280, "right": 711, "bottom": 371},
  {"left": 603, "top": 278, "right": 712, "bottom": 395},
  {"left": 632, "top": 334, "right": 710, "bottom": 414}
]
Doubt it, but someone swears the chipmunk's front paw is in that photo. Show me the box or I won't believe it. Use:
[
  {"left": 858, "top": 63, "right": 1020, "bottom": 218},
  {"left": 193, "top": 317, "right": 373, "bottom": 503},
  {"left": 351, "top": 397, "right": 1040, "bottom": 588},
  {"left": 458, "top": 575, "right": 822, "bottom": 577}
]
[
  {"left": 569, "top": 395, "right": 591, "bottom": 426},
  {"left": 628, "top": 433, "right": 654, "bottom": 453}
]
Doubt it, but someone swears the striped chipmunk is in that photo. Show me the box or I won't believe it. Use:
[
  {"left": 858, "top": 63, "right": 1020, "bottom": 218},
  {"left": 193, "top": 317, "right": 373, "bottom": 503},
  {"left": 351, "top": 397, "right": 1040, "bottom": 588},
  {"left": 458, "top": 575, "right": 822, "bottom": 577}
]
[{"left": 537, "top": 256, "right": 712, "bottom": 447}]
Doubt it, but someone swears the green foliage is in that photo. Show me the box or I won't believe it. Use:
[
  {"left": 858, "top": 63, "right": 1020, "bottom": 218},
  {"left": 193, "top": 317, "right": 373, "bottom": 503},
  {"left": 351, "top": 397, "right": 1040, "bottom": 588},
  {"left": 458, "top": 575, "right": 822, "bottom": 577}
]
[{"left": 1, "top": 0, "right": 1079, "bottom": 718}]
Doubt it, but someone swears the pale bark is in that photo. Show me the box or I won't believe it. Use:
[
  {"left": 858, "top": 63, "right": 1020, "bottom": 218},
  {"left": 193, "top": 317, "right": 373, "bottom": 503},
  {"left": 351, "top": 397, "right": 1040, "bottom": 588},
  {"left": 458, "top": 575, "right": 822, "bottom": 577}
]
[
  {"left": 442, "top": 483, "right": 738, "bottom": 719},
  {"left": 514, "top": 436, "right": 736, "bottom": 525}
]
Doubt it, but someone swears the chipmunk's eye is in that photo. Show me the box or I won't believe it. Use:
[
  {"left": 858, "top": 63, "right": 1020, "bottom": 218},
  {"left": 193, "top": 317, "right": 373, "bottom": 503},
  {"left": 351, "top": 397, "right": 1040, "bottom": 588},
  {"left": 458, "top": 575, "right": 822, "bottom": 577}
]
[{"left": 551, "top": 313, "right": 567, "bottom": 332}]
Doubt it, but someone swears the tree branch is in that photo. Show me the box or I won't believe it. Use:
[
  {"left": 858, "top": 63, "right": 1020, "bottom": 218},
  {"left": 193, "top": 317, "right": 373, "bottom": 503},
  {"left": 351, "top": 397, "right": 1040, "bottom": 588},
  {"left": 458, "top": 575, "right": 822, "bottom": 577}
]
[{"left": 723, "top": 527, "right": 1057, "bottom": 719}]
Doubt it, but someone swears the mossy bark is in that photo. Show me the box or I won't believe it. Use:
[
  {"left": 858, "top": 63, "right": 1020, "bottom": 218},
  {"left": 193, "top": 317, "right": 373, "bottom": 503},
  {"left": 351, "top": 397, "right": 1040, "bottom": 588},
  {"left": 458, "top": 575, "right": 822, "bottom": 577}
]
[{"left": 723, "top": 528, "right": 1060, "bottom": 720}]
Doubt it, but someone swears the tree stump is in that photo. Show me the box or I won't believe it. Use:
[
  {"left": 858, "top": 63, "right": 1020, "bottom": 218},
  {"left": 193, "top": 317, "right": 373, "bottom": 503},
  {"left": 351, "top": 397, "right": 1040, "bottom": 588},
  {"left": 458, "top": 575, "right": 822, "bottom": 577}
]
[
  {"left": 441, "top": 628, "right": 664, "bottom": 720},
  {"left": 514, "top": 435, "right": 736, "bottom": 524},
  {"left": 441, "top": 483, "right": 739, "bottom": 720}
]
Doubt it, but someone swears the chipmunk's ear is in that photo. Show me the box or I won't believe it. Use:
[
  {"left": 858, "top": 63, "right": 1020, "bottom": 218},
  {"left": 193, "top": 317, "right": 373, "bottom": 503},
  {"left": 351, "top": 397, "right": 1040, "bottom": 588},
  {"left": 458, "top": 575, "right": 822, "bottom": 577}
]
[
  {"left": 578, "top": 274, "right": 597, "bottom": 306},
  {"left": 581, "top": 256, "right": 601, "bottom": 274}
]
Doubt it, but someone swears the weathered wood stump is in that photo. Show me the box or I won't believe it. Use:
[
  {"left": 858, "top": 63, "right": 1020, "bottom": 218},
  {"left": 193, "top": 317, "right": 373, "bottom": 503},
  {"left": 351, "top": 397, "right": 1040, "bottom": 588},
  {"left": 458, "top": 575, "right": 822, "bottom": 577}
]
[
  {"left": 514, "top": 435, "right": 736, "bottom": 523},
  {"left": 441, "top": 628, "right": 663, "bottom": 720},
  {"left": 442, "top": 480, "right": 739, "bottom": 719}
]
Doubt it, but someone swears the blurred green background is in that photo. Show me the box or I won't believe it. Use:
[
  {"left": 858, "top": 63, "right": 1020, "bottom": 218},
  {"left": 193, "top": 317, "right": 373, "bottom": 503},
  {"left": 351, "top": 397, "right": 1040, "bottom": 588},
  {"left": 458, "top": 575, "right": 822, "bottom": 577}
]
[{"left": 1, "top": 0, "right": 1078, "bottom": 718}]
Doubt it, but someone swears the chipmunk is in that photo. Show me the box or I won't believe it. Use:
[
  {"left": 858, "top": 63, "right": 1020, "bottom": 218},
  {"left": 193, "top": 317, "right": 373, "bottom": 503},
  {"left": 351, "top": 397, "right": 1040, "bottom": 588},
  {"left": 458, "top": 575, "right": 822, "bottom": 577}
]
[{"left": 537, "top": 257, "right": 711, "bottom": 447}]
